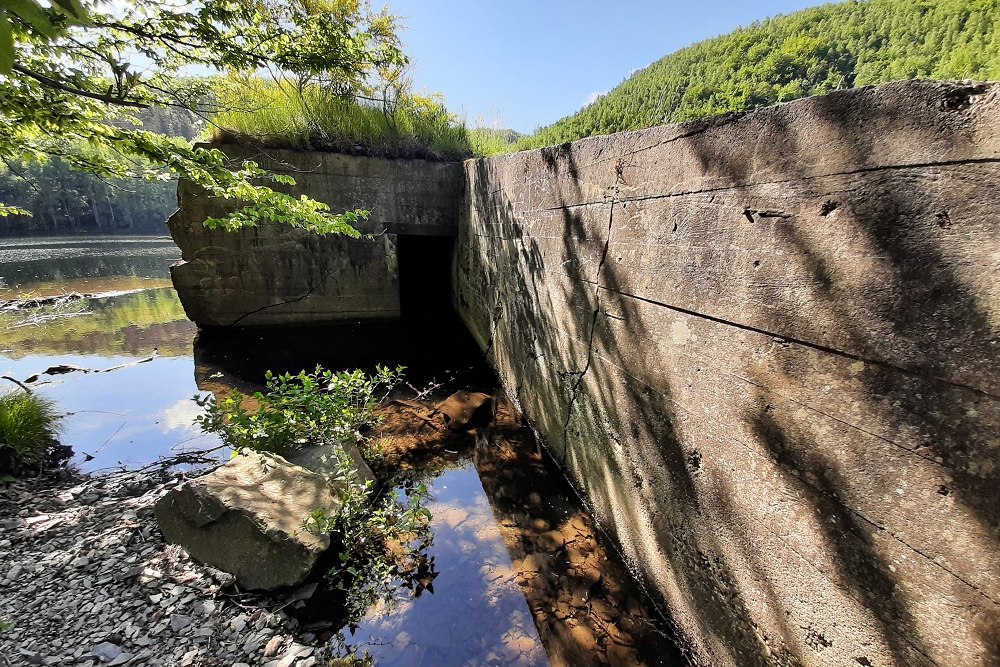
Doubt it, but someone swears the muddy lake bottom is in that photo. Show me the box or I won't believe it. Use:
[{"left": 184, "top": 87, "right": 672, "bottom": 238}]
[{"left": 0, "top": 236, "right": 687, "bottom": 666}]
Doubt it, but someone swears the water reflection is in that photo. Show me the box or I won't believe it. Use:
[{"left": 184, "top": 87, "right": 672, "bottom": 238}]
[
  {"left": 0, "top": 236, "right": 687, "bottom": 665},
  {"left": 0, "top": 235, "right": 179, "bottom": 295},
  {"left": 1, "top": 288, "right": 195, "bottom": 358},
  {"left": 281, "top": 394, "right": 687, "bottom": 667},
  {"left": 0, "top": 236, "right": 211, "bottom": 471},
  {"left": 332, "top": 466, "right": 547, "bottom": 667}
]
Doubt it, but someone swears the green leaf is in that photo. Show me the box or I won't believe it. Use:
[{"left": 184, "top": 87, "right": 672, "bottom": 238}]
[
  {"left": 3, "top": 0, "right": 60, "bottom": 37},
  {"left": 0, "top": 10, "right": 13, "bottom": 75},
  {"left": 49, "top": 0, "right": 90, "bottom": 23}
]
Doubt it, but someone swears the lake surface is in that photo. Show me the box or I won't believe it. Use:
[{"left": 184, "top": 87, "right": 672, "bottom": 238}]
[
  {"left": 0, "top": 236, "right": 216, "bottom": 471},
  {"left": 0, "top": 235, "right": 686, "bottom": 666}
]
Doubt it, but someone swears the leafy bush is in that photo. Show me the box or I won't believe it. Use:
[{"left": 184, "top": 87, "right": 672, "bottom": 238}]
[
  {"left": 195, "top": 364, "right": 434, "bottom": 633},
  {"left": 305, "top": 479, "right": 434, "bottom": 626},
  {"left": 467, "top": 127, "right": 523, "bottom": 157},
  {"left": 0, "top": 390, "right": 63, "bottom": 477},
  {"left": 195, "top": 365, "right": 403, "bottom": 455}
]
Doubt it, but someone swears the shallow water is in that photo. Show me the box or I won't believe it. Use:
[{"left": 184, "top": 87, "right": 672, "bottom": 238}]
[
  {"left": 309, "top": 400, "right": 687, "bottom": 666},
  {"left": 0, "top": 235, "right": 178, "bottom": 297},
  {"left": 0, "top": 236, "right": 687, "bottom": 666}
]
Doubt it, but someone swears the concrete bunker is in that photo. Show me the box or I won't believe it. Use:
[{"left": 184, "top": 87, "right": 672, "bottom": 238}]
[{"left": 168, "top": 81, "right": 1000, "bottom": 667}]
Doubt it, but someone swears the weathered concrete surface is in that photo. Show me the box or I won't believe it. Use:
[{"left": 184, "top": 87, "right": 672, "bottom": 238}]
[
  {"left": 168, "top": 146, "right": 463, "bottom": 326},
  {"left": 456, "top": 81, "right": 1000, "bottom": 667},
  {"left": 154, "top": 450, "right": 338, "bottom": 591}
]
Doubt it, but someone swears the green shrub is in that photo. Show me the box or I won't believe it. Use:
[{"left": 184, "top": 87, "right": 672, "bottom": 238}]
[
  {"left": 195, "top": 364, "right": 434, "bottom": 630},
  {"left": 195, "top": 365, "right": 403, "bottom": 455},
  {"left": 305, "top": 478, "right": 434, "bottom": 626},
  {"left": 0, "top": 390, "right": 63, "bottom": 477},
  {"left": 467, "top": 127, "right": 523, "bottom": 157}
]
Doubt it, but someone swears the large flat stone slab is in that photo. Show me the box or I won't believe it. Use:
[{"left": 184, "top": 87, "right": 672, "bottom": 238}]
[
  {"left": 286, "top": 441, "right": 376, "bottom": 489},
  {"left": 154, "top": 450, "right": 339, "bottom": 590}
]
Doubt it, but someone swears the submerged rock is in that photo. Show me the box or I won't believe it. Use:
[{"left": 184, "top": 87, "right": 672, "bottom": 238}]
[
  {"left": 438, "top": 390, "right": 495, "bottom": 431},
  {"left": 154, "top": 450, "right": 339, "bottom": 591}
]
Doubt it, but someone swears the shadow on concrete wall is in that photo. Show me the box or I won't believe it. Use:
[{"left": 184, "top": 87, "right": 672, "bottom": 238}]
[{"left": 458, "top": 82, "right": 1000, "bottom": 667}]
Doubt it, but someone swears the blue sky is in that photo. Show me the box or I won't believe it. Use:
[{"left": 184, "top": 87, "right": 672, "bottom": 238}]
[{"left": 387, "top": 0, "right": 827, "bottom": 133}]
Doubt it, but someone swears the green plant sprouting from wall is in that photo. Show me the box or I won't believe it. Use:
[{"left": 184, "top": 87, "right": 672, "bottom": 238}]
[{"left": 210, "top": 77, "right": 476, "bottom": 161}]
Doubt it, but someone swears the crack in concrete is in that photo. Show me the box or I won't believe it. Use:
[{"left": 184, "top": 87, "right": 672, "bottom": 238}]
[
  {"left": 585, "top": 281, "right": 1000, "bottom": 402},
  {"left": 561, "top": 194, "right": 617, "bottom": 462},
  {"left": 225, "top": 282, "right": 322, "bottom": 328},
  {"left": 527, "top": 156, "right": 1000, "bottom": 214}
]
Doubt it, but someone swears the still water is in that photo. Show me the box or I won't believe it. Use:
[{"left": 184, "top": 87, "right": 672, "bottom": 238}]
[
  {"left": 0, "top": 236, "right": 686, "bottom": 666},
  {"left": 0, "top": 236, "right": 215, "bottom": 471}
]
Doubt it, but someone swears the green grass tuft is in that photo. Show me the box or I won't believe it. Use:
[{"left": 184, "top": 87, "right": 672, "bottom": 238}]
[
  {"left": 0, "top": 390, "right": 63, "bottom": 476},
  {"left": 209, "top": 78, "right": 477, "bottom": 161},
  {"left": 466, "top": 127, "right": 523, "bottom": 157}
]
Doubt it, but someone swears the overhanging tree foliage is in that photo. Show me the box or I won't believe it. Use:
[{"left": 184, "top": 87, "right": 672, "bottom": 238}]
[{"left": 0, "top": 0, "right": 406, "bottom": 235}]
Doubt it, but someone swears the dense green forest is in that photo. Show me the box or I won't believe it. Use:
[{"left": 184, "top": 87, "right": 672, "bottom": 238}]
[
  {"left": 0, "top": 108, "right": 203, "bottom": 237},
  {"left": 517, "top": 0, "right": 1000, "bottom": 149}
]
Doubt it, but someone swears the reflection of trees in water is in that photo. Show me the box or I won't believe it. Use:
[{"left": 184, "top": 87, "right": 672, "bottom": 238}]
[
  {"left": 2, "top": 241, "right": 178, "bottom": 288},
  {"left": 0, "top": 288, "right": 194, "bottom": 358}
]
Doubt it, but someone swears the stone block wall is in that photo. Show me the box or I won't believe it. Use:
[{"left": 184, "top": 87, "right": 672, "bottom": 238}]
[
  {"left": 168, "top": 146, "right": 463, "bottom": 327},
  {"left": 455, "top": 81, "right": 1000, "bottom": 667}
]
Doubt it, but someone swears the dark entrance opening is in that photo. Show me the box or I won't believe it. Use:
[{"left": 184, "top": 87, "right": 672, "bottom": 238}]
[
  {"left": 396, "top": 234, "right": 455, "bottom": 321},
  {"left": 194, "top": 232, "right": 489, "bottom": 388}
]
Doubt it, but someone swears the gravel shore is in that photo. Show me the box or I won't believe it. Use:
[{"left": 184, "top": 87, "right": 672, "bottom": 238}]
[{"left": 0, "top": 462, "right": 322, "bottom": 667}]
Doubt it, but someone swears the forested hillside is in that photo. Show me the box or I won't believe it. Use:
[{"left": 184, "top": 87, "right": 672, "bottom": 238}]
[
  {"left": 0, "top": 108, "right": 203, "bottom": 237},
  {"left": 518, "top": 0, "right": 1000, "bottom": 149}
]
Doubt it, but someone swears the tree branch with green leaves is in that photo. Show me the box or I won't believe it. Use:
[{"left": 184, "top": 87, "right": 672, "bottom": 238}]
[{"left": 0, "top": 0, "right": 406, "bottom": 234}]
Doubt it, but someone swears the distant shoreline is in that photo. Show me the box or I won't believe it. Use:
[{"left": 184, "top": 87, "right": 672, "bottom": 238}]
[{"left": 0, "top": 231, "right": 172, "bottom": 240}]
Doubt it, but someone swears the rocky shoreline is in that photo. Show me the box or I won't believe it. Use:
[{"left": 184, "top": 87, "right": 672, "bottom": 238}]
[{"left": 0, "top": 460, "right": 323, "bottom": 667}]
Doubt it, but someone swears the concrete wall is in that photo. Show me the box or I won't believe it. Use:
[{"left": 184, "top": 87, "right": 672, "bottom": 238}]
[
  {"left": 168, "top": 146, "right": 462, "bottom": 327},
  {"left": 455, "top": 81, "right": 1000, "bottom": 667}
]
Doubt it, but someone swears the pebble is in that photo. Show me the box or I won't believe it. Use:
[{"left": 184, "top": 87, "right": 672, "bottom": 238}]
[{"left": 170, "top": 614, "right": 193, "bottom": 631}]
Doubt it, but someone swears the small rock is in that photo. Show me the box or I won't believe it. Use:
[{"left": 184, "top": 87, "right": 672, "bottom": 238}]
[
  {"left": 538, "top": 530, "right": 565, "bottom": 549},
  {"left": 89, "top": 642, "right": 123, "bottom": 663},
  {"left": 438, "top": 391, "right": 495, "bottom": 431},
  {"left": 19, "top": 650, "right": 43, "bottom": 665},
  {"left": 263, "top": 635, "right": 284, "bottom": 657},
  {"left": 170, "top": 614, "right": 193, "bottom": 631},
  {"left": 193, "top": 600, "right": 217, "bottom": 615}
]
